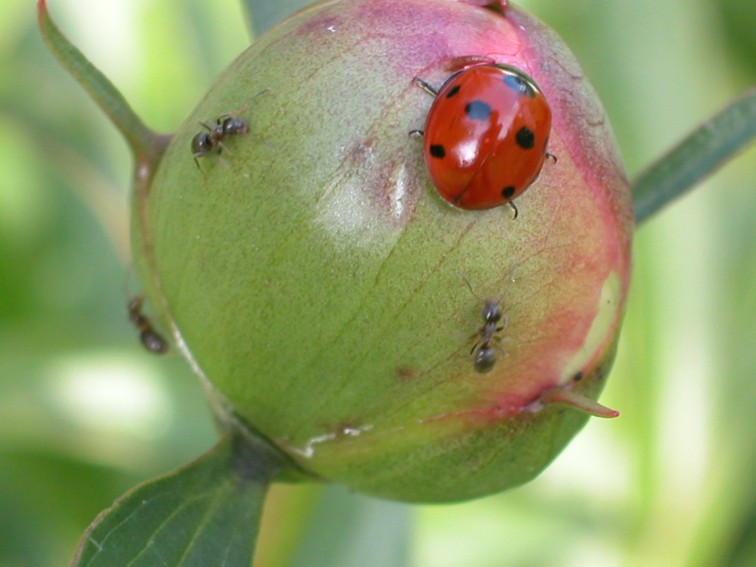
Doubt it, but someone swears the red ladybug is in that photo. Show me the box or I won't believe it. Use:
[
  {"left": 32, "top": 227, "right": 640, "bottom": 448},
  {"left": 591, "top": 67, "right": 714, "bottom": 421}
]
[{"left": 413, "top": 63, "right": 552, "bottom": 216}]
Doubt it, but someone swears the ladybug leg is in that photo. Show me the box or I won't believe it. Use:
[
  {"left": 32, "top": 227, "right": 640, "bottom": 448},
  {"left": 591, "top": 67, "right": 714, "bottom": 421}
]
[
  {"left": 546, "top": 152, "right": 558, "bottom": 164},
  {"left": 507, "top": 201, "right": 519, "bottom": 219},
  {"left": 412, "top": 77, "right": 438, "bottom": 97},
  {"left": 409, "top": 78, "right": 436, "bottom": 138}
]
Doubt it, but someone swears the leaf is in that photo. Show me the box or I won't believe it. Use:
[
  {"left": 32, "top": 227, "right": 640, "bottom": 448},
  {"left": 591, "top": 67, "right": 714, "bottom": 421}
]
[
  {"left": 239, "top": 0, "right": 314, "bottom": 38},
  {"left": 37, "top": 0, "right": 168, "bottom": 163},
  {"left": 72, "top": 433, "right": 284, "bottom": 567},
  {"left": 633, "top": 89, "right": 756, "bottom": 225}
]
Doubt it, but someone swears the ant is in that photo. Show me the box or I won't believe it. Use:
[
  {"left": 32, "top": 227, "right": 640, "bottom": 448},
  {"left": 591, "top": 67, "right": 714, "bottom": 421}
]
[
  {"left": 190, "top": 89, "right": 270, "bottom": 168},
  {"left": 461, "top": 272, "right": 514, "bottom": 374},
  {"left": 191, "top": 114, "right": 249, "bottom": 167},
  {"left": 470, "top": 298, "right": 506, "bottom": 374},
  {"left": 127, "top": 296, "right": 168, "bottom": 354}
]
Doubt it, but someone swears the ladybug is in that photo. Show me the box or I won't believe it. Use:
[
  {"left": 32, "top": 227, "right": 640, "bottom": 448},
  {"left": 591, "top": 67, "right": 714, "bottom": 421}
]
[{"left": 412, "top": 63, "right": 552, "bottom": 216}]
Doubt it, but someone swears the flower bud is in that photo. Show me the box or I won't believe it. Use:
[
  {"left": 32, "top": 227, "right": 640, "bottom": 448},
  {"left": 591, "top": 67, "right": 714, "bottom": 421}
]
[{"left": 133, "top": 0, "right": 633, "bottom": 502}]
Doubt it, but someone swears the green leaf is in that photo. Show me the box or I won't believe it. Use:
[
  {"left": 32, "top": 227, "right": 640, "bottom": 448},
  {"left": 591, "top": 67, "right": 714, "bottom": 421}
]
[
  {"left": 37, "top": 0, "right": 168, "bottom": 164},
  {"left": 72, "top": 433, "right": 284, "bottom": 567},
  {"left": 633, "top": 89, "right": 756, "bottom": 225},
  {"left": 239, "top": 0, "right": 314, "bottom": 38}
]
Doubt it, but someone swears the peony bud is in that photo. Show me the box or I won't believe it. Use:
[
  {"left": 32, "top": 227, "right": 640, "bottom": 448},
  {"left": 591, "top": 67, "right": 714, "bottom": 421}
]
[{"left": 133, "top": 0, "right": 633, "bottom": 502}]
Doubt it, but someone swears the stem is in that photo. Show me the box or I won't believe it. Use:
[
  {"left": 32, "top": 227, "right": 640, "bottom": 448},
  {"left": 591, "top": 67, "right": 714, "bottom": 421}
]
[
  {"left": 633, "top": 89, "right": 756, "bottom": 225},
  {"left": 37, "top": 0, "right": 169, "bottom": 166}
]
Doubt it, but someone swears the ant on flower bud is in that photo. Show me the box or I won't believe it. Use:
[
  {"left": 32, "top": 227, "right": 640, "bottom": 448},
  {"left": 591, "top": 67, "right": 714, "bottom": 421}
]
[
  {"left": 461, "top": 265, "right": 522, "bottom": 374},
  {"left": 191, "top": 115, "right": 249, "bottom": 167},
  {"left": 127, "top": 296, "right": 168, "bottom": 354},
  {"left": 470, "top": 297, "right": 505, "bottom": 374},
  {"left": 190, "top": 89, "right": 270, "bottom": 168}
]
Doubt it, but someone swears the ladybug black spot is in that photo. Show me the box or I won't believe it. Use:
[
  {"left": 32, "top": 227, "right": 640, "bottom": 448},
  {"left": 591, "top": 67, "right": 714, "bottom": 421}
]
[
  {"left": 502, "top": 186, "right": 516, "bottom": 199},
  {"left": 503, "top": 74, "right": 536, "bottom": 98},
  {"left": 465, "top": 100, "right": 492, "bottom": 121},
  {"left": 445, "top": 85, "right": 461, "bottom": 98},
  {"left": 429, "top": 144, "right": 446, "bottom": 159},
  {"left": 515, "top": 126, "right": 535, "bottom": 149}
]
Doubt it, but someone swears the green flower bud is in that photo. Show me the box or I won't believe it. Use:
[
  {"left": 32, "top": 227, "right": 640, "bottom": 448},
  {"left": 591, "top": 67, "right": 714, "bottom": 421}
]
[{"left": 133, "top": 0, "right": 633, "bottom": 502}]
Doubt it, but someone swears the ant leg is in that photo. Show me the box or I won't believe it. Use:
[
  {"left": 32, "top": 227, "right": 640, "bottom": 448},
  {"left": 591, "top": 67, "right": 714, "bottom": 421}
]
[
  {"left": 469, "top": 339, "right": 481, "bottom": 356},
  {"left": 216, "top": 140, "right": 233, "bottom": 156},
  {"left": 219, "top": 88, "right": 271, "bottom": 121},
  {"left": 498, "top": 311, "right": 509, "bottom": 331},
  {"left": 492, "top": 336, "right": 511, "bottom": 357}
]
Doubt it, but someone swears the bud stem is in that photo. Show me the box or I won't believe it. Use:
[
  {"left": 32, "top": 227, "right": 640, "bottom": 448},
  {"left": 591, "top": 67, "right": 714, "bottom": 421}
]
[{"left": 37, "top": 0, "right": 170, "bottom": 173}]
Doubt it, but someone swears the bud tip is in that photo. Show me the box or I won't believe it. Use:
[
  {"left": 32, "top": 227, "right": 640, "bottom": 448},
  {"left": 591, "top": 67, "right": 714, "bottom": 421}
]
[{"left": 530, "top": 385, "right": 620, "bottom": 419}]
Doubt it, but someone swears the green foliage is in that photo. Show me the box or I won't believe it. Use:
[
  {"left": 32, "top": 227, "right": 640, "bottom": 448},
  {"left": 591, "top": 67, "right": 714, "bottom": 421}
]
[
  {"left": 3, "top": 0, "right": 755, "bottom": 566},
  {"left": 37, "top": 0, "right": 165, "bottom": 162},
  {"left": 287, "top": 486, "right": 411, "bottom": 567},
  {"left": 633, "top": 89, "right": 756, "bottom": 224},
  {"left": 240, "top": 0, "right": 313, "bottom": 37},
  {"left": 73, "top": 434, "right": 282, "bottom": 567}
]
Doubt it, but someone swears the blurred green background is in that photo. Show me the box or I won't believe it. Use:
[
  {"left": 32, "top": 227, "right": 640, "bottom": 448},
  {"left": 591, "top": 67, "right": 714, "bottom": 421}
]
[{"left": 1, "top": 0, "right": 754, "bottom": 566}]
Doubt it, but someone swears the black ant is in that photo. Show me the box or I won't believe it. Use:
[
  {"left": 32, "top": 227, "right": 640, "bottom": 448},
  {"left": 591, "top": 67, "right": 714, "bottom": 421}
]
[
  {"left": 461, "top": 272, "right": 514, "bottom": 374},
  {"left": 191, "top": 114, "right": 249, "bottom": 167},
  {"left": 127, "top": 296, "right": 168, "bottom": 354},
  {"left": 190, "top": 89, "right": 270, "bottom": 168},
  {"left": 470, "top": 298, "right": 506, "bottom": 374}
]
